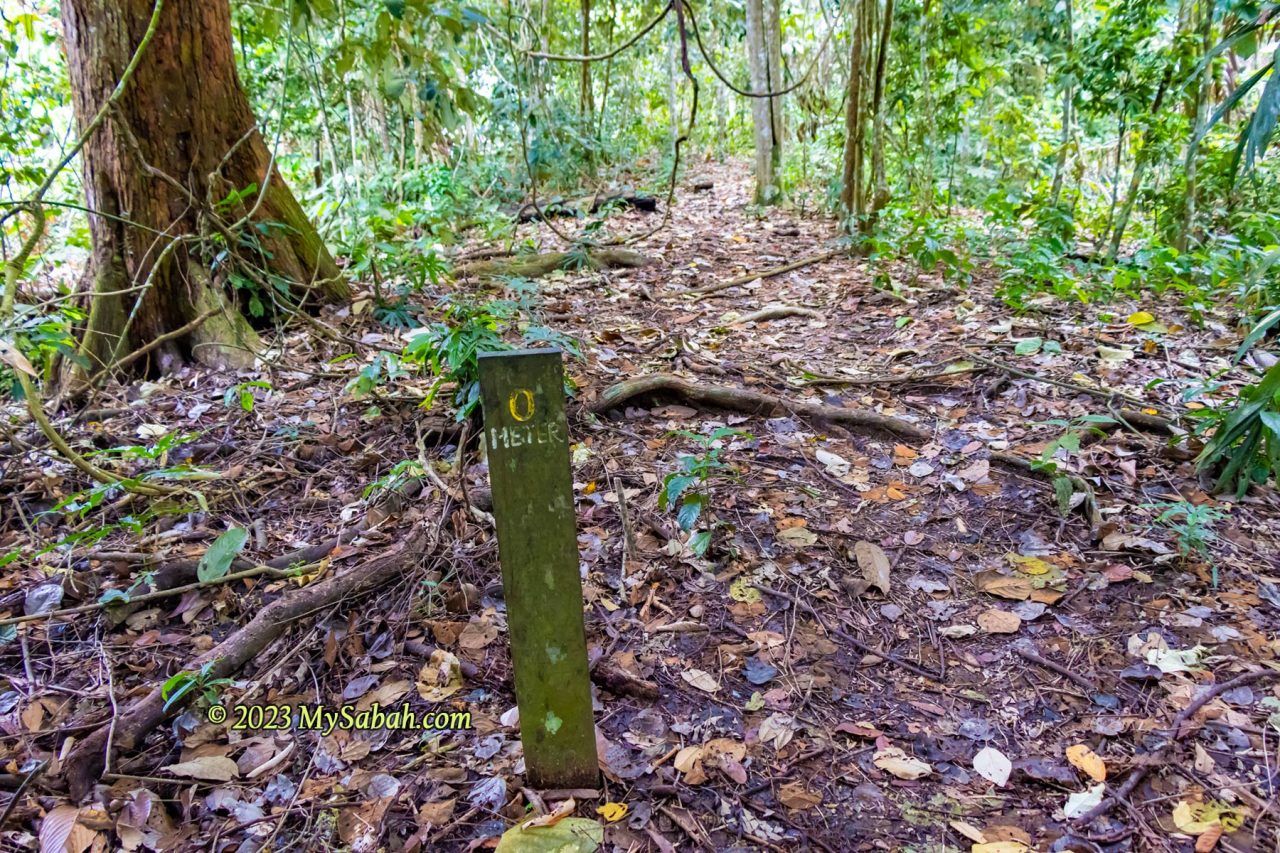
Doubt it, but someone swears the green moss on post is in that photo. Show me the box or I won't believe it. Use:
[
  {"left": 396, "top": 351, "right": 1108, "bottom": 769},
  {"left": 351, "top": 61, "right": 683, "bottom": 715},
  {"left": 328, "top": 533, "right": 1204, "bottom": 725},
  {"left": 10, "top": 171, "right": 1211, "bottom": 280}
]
[{"left": 478, "top": 349, "right": 598, "bottom": 789}]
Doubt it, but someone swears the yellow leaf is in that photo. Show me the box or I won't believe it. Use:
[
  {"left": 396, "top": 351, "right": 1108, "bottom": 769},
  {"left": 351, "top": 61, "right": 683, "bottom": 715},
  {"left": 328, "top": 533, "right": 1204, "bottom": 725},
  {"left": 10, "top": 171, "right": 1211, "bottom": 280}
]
[
  {"left": 1005, "top": 553, "right": 1051, "bottom": 575},
  {"left": 1127, "top": 311, "right": 1156, "bottom": 326},
  {"left": 973, "top": 844, "right": 1029, "bottom": 853},
  {"left": 1066, "top": 744, "right": 1107, "bottom": 782},
  {"left": 1173, "top": 801, "right": 1218, "bottom": 835},
  {"left": 729, "top": 577, "right": 761, "bottom": 603},
  {"left": 584, "top": 481, "right": 597, "bottom": 495},
  {"left": 596, "top": 802, "right": 629, "bottom": 823}
]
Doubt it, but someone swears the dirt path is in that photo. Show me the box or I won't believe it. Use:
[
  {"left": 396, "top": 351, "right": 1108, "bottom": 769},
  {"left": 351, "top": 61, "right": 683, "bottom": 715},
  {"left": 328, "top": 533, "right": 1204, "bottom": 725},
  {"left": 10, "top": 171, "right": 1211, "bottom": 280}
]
[{"left": 3, "top": 161, "right": 1279, "bottom": 851}]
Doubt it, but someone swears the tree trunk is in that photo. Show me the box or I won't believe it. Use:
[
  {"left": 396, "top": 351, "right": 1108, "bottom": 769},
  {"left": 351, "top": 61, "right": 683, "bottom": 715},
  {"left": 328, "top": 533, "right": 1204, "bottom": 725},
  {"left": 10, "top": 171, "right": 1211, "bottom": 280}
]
[
  {"left": 863, "top": 0, "right": 895, "bottom": 236},
  {"left": 840, "top": 0, "right": 869, "bottom": 220},
  {"left": 1176, "top": 0, "right": 1215, "bottom": 251},
  {"left": 580, "top": 0, "right": 594, "bottom": 119},
  {"left": 917, "top": 0, "right": 934, "bottom": 210},
  {"left": 1049, "top": 0, "right": 1073, "bottom": 208},
  {"left": 764, "top": 0, "right": 785, "bottom": 165},
  {"left": 1108, "top": 70, "right": 1173, "bottom": 261},
  {"left": 746, "top": 0, "right": 782, "bottom": 204},
  {"left": 62, "top": 0, "right": 346, "bottom": 375}
]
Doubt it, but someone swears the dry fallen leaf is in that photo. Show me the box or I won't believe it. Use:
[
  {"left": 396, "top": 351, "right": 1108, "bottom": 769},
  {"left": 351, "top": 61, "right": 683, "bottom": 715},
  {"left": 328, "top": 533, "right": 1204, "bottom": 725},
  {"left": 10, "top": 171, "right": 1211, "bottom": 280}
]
[
  {"left": 681, "top": 668, "right": 720, "bottom": 693},
  {"left": 854, "top": 540, "right": 892, "bottom": 595},
  {"left": 873, "top": 747, "right": 932, "bottom": 780},
  {"left": 595, "top": 802, "right": 628, "bottom": 823},
  {"left": 972, "top": 746, "right": 1012, "bottom": 787},
  {"left": 1065, "top": 744, "right": 1107, "bottom": 782},
  {"left": 778, "top": 781, "right": 823, "bottom": 810},
  {"left": 977, "top": 608, "right": 1021, "bottom": 634},
  {"left": 974, "top": 571, "right": 1033, "bottom": 600},
  {"left": 163, "top": 755, "right": 239, "bottom": 782},
  {"left": 521, "top": 797, "right": 576, "bottom": 829}
]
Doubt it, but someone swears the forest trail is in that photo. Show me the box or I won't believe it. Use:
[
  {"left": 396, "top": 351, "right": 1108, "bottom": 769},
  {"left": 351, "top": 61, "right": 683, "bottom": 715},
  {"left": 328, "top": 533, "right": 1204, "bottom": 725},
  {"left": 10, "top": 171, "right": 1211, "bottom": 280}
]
[{"left": 6, "top": 161, "right": 1280, "bottom": 850}]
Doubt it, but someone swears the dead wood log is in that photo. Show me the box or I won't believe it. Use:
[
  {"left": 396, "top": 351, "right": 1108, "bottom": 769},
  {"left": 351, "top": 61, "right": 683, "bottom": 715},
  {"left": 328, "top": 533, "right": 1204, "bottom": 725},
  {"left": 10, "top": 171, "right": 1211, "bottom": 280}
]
[
  {"left": 62, "top": 522, "right": 436, "bottom": 801},
  {"left": 102, "top": 527, "right": 371, "bottom": 625},
  {"left": 588, "top": 372, "right": 931, "bottom": 441},
  {"left": 459, "top": 248, "right": 650, "bottom": 280},
  {"left": 510, "top": 192, "right": 657, "bottom": 222}
]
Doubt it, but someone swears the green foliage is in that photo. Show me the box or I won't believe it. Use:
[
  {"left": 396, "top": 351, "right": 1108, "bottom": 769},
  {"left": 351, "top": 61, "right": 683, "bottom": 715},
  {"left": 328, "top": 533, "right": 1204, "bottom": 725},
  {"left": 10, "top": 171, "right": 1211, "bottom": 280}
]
[
  {"left": 363, "top": 459, "right": 426, "bottom": 500},
  {"left": 401, "top": 295, "right": 581, "bottom": 419},
  {"left": 161, "top": 661, "right": 233, "bottom": 712},
  {"left": 197, "top": 528, "right": 250, "bottom": 583},
  {"left": 223, "top": 380, "right": 273, "bottom": 413},
  {"left": 404, "top": 298, "right": 511, "bottom": 419},
  {"left": 1193, "top": 359, "right": 1280, "bottom": 495},
  {"left": 1148, "top": 500, "right": 1227, "bottom": 583},
  {"left": 658, "top": 427, "right": 751, "bottom": 557}
]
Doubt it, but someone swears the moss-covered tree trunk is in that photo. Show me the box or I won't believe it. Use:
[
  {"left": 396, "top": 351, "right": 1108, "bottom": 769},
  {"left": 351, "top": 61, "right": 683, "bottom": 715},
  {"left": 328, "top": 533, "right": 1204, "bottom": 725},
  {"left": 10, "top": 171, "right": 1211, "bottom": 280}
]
[{"left": 61, "top": 0, "right": 348, "bottom": 374}]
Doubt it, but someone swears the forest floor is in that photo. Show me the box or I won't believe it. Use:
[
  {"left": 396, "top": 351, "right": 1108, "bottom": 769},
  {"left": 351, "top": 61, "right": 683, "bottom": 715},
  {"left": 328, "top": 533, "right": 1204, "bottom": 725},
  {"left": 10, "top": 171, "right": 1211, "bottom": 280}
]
[{"left": 4, "top": 161, "right": 1280, "bottom": 852}]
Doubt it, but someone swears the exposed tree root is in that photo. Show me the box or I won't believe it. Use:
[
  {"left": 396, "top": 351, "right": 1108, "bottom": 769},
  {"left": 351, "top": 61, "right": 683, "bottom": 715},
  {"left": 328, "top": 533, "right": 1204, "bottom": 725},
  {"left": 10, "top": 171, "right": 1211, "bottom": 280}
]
[
  {"left": 459, "top": 248, "right": 650, "bottom": 280},
  {"left": 62, "top": 521, "right": 437, "bottom": 801},
  {"left": 684, "top": 248, "right": 845, "bottom": 297},
  {"left": 966, "top": 352, "right": 1177, "bottom": 421},
  {"left": 508, "top": 192, "right": 657, "bottom": 222},
  {"left": 729, "top": 304, "right": 824, "bottom": 325},
  {"left": 589, "top": 372, "right": 930, "bottom": 440},
  {"left": 589, "top": 373, "right": 1101, "bottom": 523}
]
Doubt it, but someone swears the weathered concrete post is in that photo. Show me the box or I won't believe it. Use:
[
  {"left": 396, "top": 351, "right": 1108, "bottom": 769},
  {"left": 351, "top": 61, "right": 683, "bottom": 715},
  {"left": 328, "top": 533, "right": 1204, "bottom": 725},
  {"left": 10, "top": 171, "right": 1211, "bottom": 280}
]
[{"left": 477, "top": 349, "right": 598, "bottom": 788}]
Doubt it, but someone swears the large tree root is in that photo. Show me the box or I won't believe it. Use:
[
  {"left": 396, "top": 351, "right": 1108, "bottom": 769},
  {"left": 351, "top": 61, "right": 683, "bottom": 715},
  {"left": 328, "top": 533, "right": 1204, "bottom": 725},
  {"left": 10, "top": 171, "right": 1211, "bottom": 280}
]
[
  {"left": 62, "top": 521, "right": 436, "bottom": 801},
  {"left": 589, "top": 373, "right": 1100, "bottom": 523},
  {"left": 459, "top": 248, "right": 650, "bottom": 280},
  {"left": 684, "top": 248, "right": 845, "bottom": 297},
  {"left": 588, "top": 372, "right": 930, "bottom": 440},
  {"left": 508, "top": 192, "right": 657, "bottom": 222}
]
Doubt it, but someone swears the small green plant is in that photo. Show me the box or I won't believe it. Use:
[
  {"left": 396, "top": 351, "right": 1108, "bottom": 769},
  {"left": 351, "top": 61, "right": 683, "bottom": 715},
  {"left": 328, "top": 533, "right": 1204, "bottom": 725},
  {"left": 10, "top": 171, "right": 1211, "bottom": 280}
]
[
  {"left": 363, "top": 459, "right": 426, "bottom": 500},
  {"left": 403, "top": 297, "right": 582, "bottom": 420},
  {"left": 1032, "top": 414, "right": 1117, "bottom": 514},
  {"left": 345, "top": 352, "right": 410, "bottom": 398},
  {"left": 223, "top": 380, "right": 272, "bottom": 412},
  {"left": 658, "top": 427, "right": 751, "bottom": 557},
  {"left": 1148, "top": 500, "right": 1227, "bottom": 585},
  {"left": 404, "top": 298, "right": 511, "bottom": 419},
  {"left": 160, "top": 661, "right": 233, "bottom": 712},
  {"left": 1193, "top": 340, "right": 1280, "bottom": 496}
]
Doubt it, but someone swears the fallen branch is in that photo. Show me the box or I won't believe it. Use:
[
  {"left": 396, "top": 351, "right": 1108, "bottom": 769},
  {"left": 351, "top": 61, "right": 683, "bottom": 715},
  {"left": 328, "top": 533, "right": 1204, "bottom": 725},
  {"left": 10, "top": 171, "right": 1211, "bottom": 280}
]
[
  {"left": 0, "top": 563, "right": 308, "bottom": 628},
  {"left": 1013, "top": 641, "right": 1097, "bottom": 692},
  {"left": 1072, "top": 668, "right": 1280, "bottom": 826},
  {"left": 62, "top": 521, "right": 437, "bottom": 800},
  {"left": 685, "top": 248, "right": 844, "bottom": 297},
  {"left": 509, "top": 192, "right": 656, "bottom": 223},
  {"left": 589, "top": 373, "right": 930, "bottom": 441},
  {"left": 729, "top": 304, "right": 824, "bottom": 326},
  {"left": 591, "top": 373, "right": 1103, "bottom": 523},
  {"left": 756, "top": 584, "right": 942, "bottom": 681},
  {"left": 966, "top": 353, "right": 1176, "bottom": 422}
]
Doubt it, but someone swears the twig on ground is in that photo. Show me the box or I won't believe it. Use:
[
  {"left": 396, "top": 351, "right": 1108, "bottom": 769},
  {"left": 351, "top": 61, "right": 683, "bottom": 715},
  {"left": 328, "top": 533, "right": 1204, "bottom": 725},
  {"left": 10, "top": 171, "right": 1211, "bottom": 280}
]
[
  {"left": 1072, "top": 668, "right": 1280, "bottom": 825},
  {"left": 60, "top": 522, "right": 438, "bottom": 800},
  {"left": 755, "top": 584, "right": 942, "bottom": 681},
  {"left": 729, "top": 304, "right": 824, "bottom": 325},
  {"left": 1013, "top": 641, "right": 1097, "bottom": 692}
]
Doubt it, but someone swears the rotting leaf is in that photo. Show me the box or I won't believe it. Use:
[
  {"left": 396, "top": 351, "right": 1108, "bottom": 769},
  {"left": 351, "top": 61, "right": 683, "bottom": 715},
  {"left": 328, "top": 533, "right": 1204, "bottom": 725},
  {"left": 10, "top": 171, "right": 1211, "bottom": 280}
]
[
  {"left": 873, "top": 747, "right": 932, "bottom": 780},
  {"left": 854, "top": 541, "right": 892, "bottom": 595}
]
